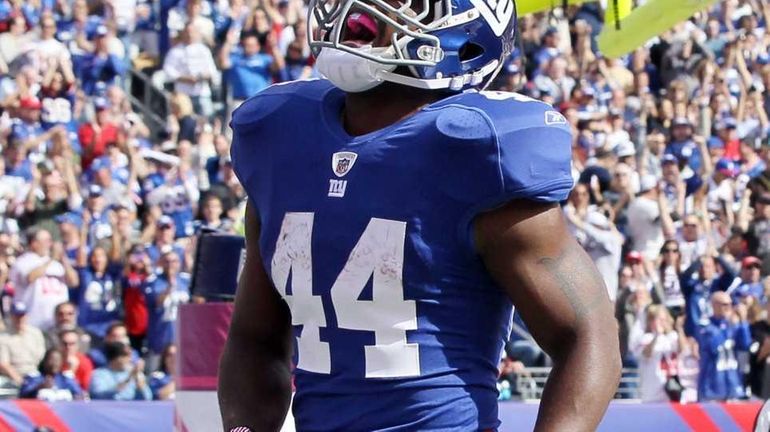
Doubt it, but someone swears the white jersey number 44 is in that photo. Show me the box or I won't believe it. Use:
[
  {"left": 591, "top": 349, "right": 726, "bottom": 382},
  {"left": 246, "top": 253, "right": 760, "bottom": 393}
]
[{"left": 271, "top": 212, "right": 419, "bottom": 378}]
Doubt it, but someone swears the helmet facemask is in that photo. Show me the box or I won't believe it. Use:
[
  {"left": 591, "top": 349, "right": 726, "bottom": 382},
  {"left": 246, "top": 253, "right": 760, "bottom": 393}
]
[
  {"left": 310, "top": 0, "right": 450, "bottom": 65},
  {"left": 309, "top": 0, "right": 516, "bottom": 92}
]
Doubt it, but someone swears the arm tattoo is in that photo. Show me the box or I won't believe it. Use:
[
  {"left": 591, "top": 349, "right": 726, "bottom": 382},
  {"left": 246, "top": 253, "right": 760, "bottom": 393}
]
[{"left": 538, "top": 241, "right": 610, "bottom": 324}]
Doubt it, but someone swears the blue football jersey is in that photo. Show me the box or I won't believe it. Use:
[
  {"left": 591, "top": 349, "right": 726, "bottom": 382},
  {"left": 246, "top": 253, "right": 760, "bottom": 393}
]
[{"left": 230, "top": 79, "right": 573, "bottom": 431}]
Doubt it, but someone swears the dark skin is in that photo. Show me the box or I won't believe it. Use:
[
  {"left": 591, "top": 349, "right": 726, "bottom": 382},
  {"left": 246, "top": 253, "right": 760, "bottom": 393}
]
[
  {"left": 219, "top": 77, "right": 621, "bottom": 430},
  {"left": 475, "top": 201, "right": 621, "bottom": 431}
]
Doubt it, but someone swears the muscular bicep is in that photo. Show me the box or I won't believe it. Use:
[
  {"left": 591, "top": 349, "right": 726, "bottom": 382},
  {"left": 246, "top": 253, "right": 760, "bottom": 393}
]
[
  {"left": 475, "top": 200, "right": 615, "bottom": 356},
  {"left": 230, "top": 202, "right": 292, "bottom": 352}
]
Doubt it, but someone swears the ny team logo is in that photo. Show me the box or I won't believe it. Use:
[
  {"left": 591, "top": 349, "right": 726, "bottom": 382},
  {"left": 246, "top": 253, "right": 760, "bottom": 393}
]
[{"left": 329, "top": 151, "right": 358, "bottom": 197}]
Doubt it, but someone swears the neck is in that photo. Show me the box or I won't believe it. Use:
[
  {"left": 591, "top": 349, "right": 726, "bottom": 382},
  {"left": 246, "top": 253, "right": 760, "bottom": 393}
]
[{"left": 342, "top": 83, "right": 447, "bottom": 136}]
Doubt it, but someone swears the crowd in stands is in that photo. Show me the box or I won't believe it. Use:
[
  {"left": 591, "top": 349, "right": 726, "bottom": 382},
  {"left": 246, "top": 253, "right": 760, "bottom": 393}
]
[
  {"left": 497, "top": 0, "right": 770, "bottom": 404},
  {"left": 1, "top": 0, "right": 770, "bottom": 404}
]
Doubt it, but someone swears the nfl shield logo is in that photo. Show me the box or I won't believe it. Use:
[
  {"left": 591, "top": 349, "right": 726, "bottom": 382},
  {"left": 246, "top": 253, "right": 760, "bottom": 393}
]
[{"left": 332, "top": 152, "right": 358, "bottom": 178}]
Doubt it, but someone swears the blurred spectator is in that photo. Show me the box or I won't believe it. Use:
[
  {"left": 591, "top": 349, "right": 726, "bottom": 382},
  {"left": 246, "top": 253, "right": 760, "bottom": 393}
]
[
  {"left": 87, "top": 322, "right": 139, "bottom": 369},
  {"left": 89, "top": 341, "right": 151, "bottom": 400},
  {"left": 564, "top": 184, "right": 623, "bottom": 301},
  {"left": 144, "top": 249, "right": 189, "bottom": 371},
  {"left": 0, "top": 237, "right": 15, "bottom": 297},
  {"left": 40, "top": 54, "right": 80, "bottom": 141},
  {"left": 43, "top": 302, "right": 90, "bottom": 352},
  {"left": 74, "top": 245, "right": 123, "bottom": 340},
  {"left": 10, "top": 97, "right": 65, "bottom": 164},
  {"left": 196, "top": 194, "right": 233, "bottom": 233},
  {"left": 633, "top": 305, "right": 683, "bottom": 402},
  {"left": 167, "top": 0, "right": 215, "bottom": 47},
  {"left": 656, "top": 240, "right": 685, "bottom": 317},
  {"left": 219, "top": 30, "right": 284, "bottom": 105},
  {"left": 618, "top": 276, "right": 653, "bottom": 360},
  {"left": 3, "top": 140, "right": 34, "bottom": 183},
  {"left": 9, "top": 228, "right": 75, "bottom": 329},
  {"left": 162, "top": 22, "right": 218, "bottom": 118},
  {"left": 743, "top": 192, "right": 770, "bottom": 274},
  {"left": 533, "top": 56, "right": 574, "bottom": 105},
  {"left": 57, "top": 0, "right": 104, "bottom": 51},
  {"left": 282, "top": 28, "right": 315, "bottom": 81},
  {"left": 22, "top": 160, "right": 82, "bottom": 239},
  {"left": 658, "top": 155, "right": 688, "bottom": 223},
  {"left": 149, "top": 344, "right": 176, "bottom": 400},
  {"left": 144, "top": 161, "right": 200, "bottom": 239},
  {"left": 750, "top": 300, "right": 770, "bottom": 399},
  {"left": 0, "top": 302, "right": 45, "bottom": 388},
  {"left": 144, "top": 216, "right": 188, "bottom": 269},
  {"left": 681, "top": 254, "right": 738, "bottom": 338},
  {"left": 19, "top": 348, "right": 83, "bottom": 401},
  {"left": 168, "top": 92, "right": 197, "bottom": 144},
  {"left": 78, "top": 98, "right": 118, "bottom": 171},
  {"left": 709, "top": 156, "right": 739, "bottom": 204},
  {"left": 122, "top": 244, "right": 151, "bottom": 353},
  {"left": 697, "top": 291, "right": 751, "bottom": 401},
  {"left": 533, "top": 27, "right": 562, "bottom": 71},
  {"left": 674, "top": 214, "right": 710, "bottom": 269},
  {"left": 58, "top": 328, "right": 93, "bottom": 391},
  {"left": 30, "top": 15, "right": 70, "bottom": 76},
  {"left": 54, "top": 213, "right": 82, "bottom": 265},
  {"left": 729, "top": 256, "right": 765, "bottom": 305},
  {"left": 601, "top": 162, "right": 635, "bottom": 229},
  {"left": 77, "top": 25, "right": 126, "bottom": 96},
  {"left": 739, "top": 139, "right": 766, "bottom": 180},
  {"left": 666, "top": 117, "right": 702, "bottom": 173},
  {"left": 204, "top": 134, "right": 230, "bottom": 186},
  {"left": 627, "top": 175, "right": 665, "bottom": 261},
  {"left": 0, "top": 14, "right": 35, "bottom": 72}
]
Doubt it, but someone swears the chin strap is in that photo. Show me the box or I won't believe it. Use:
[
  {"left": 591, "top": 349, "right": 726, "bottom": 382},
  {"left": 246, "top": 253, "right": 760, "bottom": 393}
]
[{"left": 377, "top": 59, "right": 500, "bottom": 90}]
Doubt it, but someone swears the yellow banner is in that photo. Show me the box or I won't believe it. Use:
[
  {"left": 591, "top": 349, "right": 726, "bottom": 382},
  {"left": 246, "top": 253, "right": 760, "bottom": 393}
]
[
  {"left": 516, "top": 0, "right": 597, "bottom": 17},
  {"left": 597, "top": 0, "right": 718, "bottom": 58},
  {"left": 604, "top": 0, "right": 632, "bottom": 27}
]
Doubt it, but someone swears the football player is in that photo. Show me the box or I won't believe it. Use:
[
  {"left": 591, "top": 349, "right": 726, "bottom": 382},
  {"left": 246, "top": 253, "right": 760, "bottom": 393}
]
[{"left": 219, "top": 0, "right": 621, "bottom": 429}]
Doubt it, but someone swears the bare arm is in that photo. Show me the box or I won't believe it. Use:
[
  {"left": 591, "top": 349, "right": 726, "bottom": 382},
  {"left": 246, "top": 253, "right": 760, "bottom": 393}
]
[
  {"left": 641, "top": 333, "right": 658, "bottom": 358},
  {"left": 266, "top": 34, "right": 285, "bottom": 73},
  {"left": 0, "top": 362, "right": 22, "bottom": 385},
  {"left": 475, "top": 201, "right": 621, "bottom": 432},
  {"left": 736, "top": 188, "right": 752, "bottom": 233},
  {"left": 219, "top": 31, "right": 236, "bottom": 70},
  {"left": 27, "top": 259, "right": 53, "bottom": 285},
  {"left": 657, "top": 189, "right": 677, "bottom": 240},
  {"left": 56, "top": 243, "right": 79, "bottom": 288},
  {"left": 757, "top": 336, "right": 770, "bottom": 362},
  {"left": 219, "top": 203, "right": 293, "bottom": 431},
  {"left": 23, "top": 167, "right": 41, "bottom": 214}
]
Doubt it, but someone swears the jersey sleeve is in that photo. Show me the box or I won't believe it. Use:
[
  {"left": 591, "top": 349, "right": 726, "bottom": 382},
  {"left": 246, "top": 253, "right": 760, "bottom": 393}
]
[
  {"left": 229, "top": 82, "right": 308, "bottom": 213},
  {"left": 485, "top": 92, "right": 574, "bottom": 204},
  {"left": 438, "top": 92, "right": 574, "bottom": 248}
]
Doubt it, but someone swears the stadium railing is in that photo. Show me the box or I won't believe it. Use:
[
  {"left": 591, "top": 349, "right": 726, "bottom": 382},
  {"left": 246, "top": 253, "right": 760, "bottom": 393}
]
[{"left": 515, "top": 367, "right": 640, "bottom": 400}]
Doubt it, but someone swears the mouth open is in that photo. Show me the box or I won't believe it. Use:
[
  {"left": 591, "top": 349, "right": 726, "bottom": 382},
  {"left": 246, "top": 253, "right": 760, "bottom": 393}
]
[{"left": 341, "top": 11, "right": 380, "bottom": 47}]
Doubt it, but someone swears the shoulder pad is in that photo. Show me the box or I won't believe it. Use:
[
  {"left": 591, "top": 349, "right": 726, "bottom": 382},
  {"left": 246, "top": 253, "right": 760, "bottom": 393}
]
[
  {"left": 433, "top": 106, "right": 493, "bottom": 142},
  {"left": 231, "top": 79, "right": 335, "bottom": 132}
]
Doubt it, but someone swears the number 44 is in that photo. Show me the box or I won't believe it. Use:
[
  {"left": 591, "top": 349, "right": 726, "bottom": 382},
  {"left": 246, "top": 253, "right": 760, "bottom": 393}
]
[{"left": 270, "top": 213, "right": 420, "bottom": 378}]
